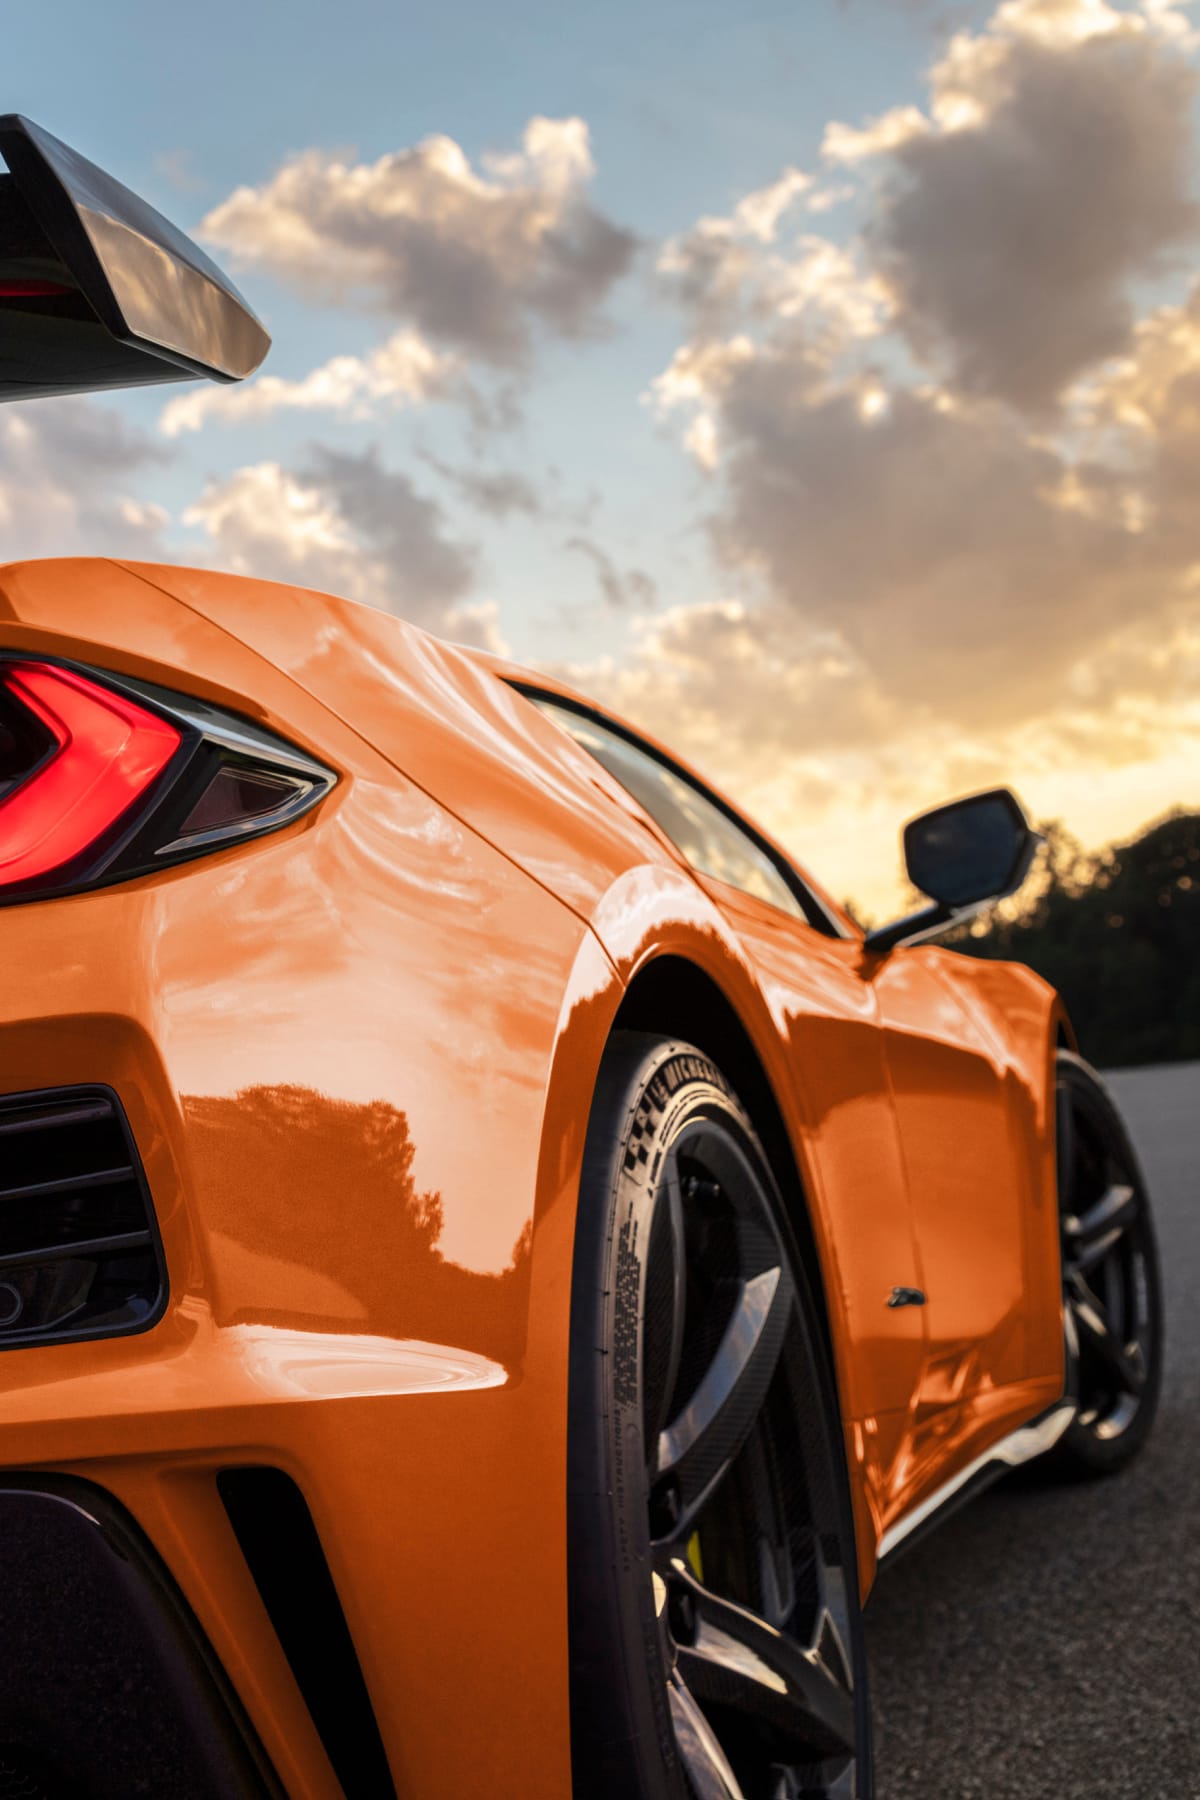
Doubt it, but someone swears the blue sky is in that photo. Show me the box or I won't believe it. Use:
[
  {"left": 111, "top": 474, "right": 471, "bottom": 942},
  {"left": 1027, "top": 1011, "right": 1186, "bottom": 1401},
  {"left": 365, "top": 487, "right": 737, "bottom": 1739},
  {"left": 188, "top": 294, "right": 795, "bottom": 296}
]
[{"left": 4, "top": 0, "right": 1199, "bottom": 912}]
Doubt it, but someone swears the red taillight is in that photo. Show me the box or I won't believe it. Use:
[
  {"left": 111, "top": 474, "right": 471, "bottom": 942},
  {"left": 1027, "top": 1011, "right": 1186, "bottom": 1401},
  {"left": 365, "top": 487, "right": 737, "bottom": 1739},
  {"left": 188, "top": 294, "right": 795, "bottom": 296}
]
[
  {"left": 0, "top": 655, "right": 335, "bottom": 903},
  {"left": 0, "top": 662, "right": 181, "bottom": 886}
]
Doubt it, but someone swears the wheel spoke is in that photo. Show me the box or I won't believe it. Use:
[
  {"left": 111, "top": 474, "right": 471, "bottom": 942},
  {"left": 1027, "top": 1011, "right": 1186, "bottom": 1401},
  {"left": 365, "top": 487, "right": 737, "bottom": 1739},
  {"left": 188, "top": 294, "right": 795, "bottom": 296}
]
[
  {"left": 1063, "top": 1182, "right": 1138, "bottom": 1277},
  {"left": 655, "top": 1261, "right": 794, "bottom": 1527},
  {"left": 668, "top": 1559, "right": 856, "bottom": 1762},
  {"left": 668, "top": 1674, "right": 747, "bottom": 1800},
  {"left": 1068, "top": 1275, "right": 1146, "bottom": 1395}
]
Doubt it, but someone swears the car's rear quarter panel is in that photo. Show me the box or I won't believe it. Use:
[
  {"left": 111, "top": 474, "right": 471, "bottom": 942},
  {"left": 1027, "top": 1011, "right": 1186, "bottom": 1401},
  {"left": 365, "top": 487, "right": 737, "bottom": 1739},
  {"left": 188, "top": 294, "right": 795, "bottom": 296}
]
[{"left": 0, "top": 557, "right": 638, "bottom": 1796}]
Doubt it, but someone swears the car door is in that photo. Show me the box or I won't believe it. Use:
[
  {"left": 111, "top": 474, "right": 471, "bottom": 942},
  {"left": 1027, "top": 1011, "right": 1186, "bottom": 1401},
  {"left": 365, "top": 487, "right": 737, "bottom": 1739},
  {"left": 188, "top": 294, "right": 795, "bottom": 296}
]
[
  {"left": 694, "top": 877, "right": 931, "bottom": 1531},
  {"left": 871, "top": 943, "right": 1037, "bottom": 1475}
]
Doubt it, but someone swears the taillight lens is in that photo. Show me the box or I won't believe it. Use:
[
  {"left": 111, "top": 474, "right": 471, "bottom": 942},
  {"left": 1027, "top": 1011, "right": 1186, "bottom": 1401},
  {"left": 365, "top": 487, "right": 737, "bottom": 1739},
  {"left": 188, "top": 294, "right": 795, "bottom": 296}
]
[
  {"left": 0, "top": 663, "right": 181, "bottom": 887},
  {"left": 0, "top": 657, "right": 335, "bottom": 904}
]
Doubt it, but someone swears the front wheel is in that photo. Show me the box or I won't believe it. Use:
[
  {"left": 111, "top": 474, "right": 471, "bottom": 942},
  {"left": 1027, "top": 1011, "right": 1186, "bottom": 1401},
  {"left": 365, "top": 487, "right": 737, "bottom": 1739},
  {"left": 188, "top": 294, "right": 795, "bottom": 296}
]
[
  {"left": 1048, "top": 1049, "right": 1164, "bottom": 1477},
  {"left": 568, "top": 1032, "right": 872, "bottom": 1800}
]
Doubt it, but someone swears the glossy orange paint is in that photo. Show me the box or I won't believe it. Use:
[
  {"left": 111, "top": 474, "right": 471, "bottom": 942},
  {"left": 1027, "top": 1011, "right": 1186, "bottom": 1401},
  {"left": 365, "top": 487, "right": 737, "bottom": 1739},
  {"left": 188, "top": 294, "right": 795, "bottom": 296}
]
[{"left": 0, "top": 557, "right": 1069, "bottom": 1795}]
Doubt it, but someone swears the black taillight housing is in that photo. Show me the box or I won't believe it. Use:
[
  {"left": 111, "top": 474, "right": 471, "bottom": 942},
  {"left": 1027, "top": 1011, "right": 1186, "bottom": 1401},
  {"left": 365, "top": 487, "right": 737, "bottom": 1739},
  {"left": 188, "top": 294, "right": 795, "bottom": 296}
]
[{"left": 0, "top": 656, "right": 336, "bottom": 904}]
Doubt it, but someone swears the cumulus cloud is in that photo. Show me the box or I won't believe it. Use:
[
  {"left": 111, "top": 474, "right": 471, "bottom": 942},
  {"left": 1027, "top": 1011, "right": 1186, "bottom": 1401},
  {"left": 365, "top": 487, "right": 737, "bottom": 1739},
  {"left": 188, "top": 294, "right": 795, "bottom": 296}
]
[
  {"left": 657, "top": 166, "right": 890, "bottom": 344},
  {"left": 822, "top": 106, "right": 931, "bottom": 165},
  {"left": 650, "top": 334, "right": 1194, "bottom": 728},
  {"left": 200, "top": 117, "right": 637, "bottom": 365},
  {"left": 577, "top": 0, "right": 1200, "bottom": 915},
  {"left": 159, "top": 330, "right": 459, "bottom": 435},
  {"left": 0, "top": 399, "right": 170, "bottom": 560},
  {"left": 867, "top": 0, "right": 1200, "bottom": 410},
  {"left": 183, "top": 447, "right": 483, "bottom": 637},
  {"left": 731, "top": 168, "right": 815, "bottom": 239},
  {"left": 568, "top": 598, "right": 893, "bottom": 761}
]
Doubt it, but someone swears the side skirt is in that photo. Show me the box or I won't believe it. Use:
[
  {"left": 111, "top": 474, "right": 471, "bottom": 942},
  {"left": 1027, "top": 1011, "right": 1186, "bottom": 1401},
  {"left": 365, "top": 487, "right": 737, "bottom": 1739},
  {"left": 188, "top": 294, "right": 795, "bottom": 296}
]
[{"left": 874, "top": 1401, "right": 1076, "bottom": 1572}]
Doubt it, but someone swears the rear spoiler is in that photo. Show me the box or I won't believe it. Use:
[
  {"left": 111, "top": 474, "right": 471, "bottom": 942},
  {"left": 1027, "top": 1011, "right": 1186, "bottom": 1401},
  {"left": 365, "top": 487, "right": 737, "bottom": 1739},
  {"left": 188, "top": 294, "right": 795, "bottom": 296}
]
[{"left": 0, "top": 113, "right": 269, "bottom": 402}]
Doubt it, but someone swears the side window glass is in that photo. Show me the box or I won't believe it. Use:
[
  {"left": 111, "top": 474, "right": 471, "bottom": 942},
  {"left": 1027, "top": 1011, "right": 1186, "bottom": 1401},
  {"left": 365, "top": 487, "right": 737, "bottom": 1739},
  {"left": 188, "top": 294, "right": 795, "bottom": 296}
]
[{"left": 527, "top": 693, "right": 819, "bottom": 925}]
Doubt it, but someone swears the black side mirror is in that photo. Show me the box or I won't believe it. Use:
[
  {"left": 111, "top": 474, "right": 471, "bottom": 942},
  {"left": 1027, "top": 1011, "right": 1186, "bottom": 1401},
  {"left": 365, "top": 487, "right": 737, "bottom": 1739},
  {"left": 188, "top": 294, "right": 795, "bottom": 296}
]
[
  {"left": 864, "top": 788, "right": 1041, "bottom": 955},
  {"left": 0, "top": 113, "right": 269, "bottom": 402}
]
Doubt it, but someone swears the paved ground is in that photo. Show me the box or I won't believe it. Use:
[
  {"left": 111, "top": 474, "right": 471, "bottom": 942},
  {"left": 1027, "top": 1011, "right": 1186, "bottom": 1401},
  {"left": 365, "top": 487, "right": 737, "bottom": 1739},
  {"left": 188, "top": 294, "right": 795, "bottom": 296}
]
[{"left": 865, "top": 1060, "right": 1200, "bottom": 1800}]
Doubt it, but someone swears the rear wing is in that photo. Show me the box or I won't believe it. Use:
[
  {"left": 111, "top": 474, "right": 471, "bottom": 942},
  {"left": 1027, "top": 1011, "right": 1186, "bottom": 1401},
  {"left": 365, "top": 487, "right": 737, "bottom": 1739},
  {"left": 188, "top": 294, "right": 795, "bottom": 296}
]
[{"left": 0, "top": 113, "right": 269, "bottom": 402}]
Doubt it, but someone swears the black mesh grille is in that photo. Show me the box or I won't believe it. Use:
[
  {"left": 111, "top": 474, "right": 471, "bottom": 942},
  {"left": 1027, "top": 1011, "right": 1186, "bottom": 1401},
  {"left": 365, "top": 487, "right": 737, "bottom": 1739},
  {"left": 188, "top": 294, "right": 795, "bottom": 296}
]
[{"left": 0, "top": 1085, "right": 165, "bottom": 1348}]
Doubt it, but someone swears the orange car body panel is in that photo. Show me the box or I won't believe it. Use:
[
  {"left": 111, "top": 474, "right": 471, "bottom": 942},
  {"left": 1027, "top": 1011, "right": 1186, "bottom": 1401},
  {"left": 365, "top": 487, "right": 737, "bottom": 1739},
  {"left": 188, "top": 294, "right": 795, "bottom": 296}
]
[{"left": 0, "top": 557, "right": 1068, "bottom": 1795}]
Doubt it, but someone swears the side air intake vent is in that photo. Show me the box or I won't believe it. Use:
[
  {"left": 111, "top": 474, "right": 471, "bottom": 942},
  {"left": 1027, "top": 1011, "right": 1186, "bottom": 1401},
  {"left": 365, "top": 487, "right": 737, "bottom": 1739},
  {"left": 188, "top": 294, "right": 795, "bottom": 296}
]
[
  {"left": 218, "top": 1468, "right": 397, "bottom": 1800},
  {"left": 0, "top": 1085, "right": 165, "bottom": 1348}
]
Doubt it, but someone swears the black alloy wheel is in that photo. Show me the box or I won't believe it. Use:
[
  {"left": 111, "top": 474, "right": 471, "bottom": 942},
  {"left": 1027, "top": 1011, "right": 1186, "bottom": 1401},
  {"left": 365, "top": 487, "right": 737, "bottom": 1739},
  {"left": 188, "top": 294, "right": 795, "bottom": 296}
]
[
  {"left": 1049, "top": 1050, "right": 1163, "bottom": 1476},
  {"left": 569, "top": 1033, "right": 871, "bottom": 1800}
]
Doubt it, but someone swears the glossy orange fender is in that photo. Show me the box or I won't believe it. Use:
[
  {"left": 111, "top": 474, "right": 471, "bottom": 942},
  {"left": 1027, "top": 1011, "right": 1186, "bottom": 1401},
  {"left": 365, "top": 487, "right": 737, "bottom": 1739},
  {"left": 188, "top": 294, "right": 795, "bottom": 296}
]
[{"left": 0, "top": 558, "right": 620, "bottom": 1795}]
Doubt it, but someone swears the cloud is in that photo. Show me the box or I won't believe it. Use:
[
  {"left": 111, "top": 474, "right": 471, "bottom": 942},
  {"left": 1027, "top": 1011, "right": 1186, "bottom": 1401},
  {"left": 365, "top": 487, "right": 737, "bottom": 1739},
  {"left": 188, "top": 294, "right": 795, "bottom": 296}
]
[
  {"left": 183, "top": 447, "right": 483, "bottom": 637},
  {"left": 200, "top": 117, "right": 637, "bottom": 365},
  {"left": 629, "top": 0, "right": 1200, "bottom": 864},
  {"left": 1073, "top": 276, "right": 1200, "bottom": 435},
  {"left": 1068, "top": 276, "right": 1200, "bottom": 538},
  {"left": 865, "top": 0, "right": 1200, "bottom": 410},
  {"left": 729, "top": 168, "right": 815, "bottom": 240},
  {"left": 0, "top": 399, "right": 170, "bottom": 560},
  {"left": 159, "top": 330, "right": 459, "bottom": 436},
  {"left": 822, "top": 106, "right": 931, "bottom": 165},
  {"left": 419, "top": 452, "right": 543, "bottom": 519},
  {"left": 562, "top": 536, "right": 658, "bottom": 609},
  {"left": 651, "top": 319, "right": 1200, "bottom": 723},
  {"left": 656, "top": 165, "right": 890, "bottom": 344},
  {"left": 564, "top": 598, "right": 894, "bottom": 762}
]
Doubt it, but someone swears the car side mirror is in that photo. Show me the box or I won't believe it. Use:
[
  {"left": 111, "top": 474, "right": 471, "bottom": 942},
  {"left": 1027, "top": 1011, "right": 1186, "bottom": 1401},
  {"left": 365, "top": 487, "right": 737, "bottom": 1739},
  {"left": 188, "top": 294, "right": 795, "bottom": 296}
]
[
  {"left": 863, "top": 788, "right": 1042, "bottom": 955},
  {"left": 0, "top": 112, "right": 269, "bottom": 402}
]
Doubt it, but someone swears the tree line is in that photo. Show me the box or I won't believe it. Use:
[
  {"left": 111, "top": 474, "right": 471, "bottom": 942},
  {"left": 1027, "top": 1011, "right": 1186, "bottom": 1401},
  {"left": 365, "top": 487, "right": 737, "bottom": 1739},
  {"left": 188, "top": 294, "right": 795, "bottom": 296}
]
[{"left": 944, "top": 809, "right": 1200, "bottom": 1070}]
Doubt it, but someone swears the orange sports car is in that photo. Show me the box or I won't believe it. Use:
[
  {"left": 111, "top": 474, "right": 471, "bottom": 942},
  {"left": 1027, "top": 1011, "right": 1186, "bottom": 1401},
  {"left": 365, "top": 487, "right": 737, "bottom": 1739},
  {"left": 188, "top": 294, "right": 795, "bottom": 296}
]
[{"left": 0, "top": 119, "right": 1163, "bottom": 1800}]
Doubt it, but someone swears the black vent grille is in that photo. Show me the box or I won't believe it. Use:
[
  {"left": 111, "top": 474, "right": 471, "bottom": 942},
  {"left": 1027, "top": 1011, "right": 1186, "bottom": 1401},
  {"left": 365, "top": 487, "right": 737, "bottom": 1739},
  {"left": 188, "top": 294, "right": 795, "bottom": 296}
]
[
  {"left": 0, "top": 1085, "right": 165, "bottom": 1348},
  {"left": 218, "top": 1468, "right": 397, "bottom": 1800}
]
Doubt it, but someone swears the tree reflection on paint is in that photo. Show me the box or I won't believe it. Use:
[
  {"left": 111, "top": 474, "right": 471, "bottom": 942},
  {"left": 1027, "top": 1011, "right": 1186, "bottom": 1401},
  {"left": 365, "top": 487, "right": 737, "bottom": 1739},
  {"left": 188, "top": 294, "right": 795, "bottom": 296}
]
[{"left": 183, "top": 1084, "right": 533, "bottom": 1366}]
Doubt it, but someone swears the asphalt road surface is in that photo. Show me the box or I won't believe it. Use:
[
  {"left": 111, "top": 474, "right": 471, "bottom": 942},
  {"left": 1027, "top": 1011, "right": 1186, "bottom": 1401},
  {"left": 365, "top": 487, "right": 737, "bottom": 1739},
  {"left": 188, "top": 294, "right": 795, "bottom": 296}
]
[{"left": 866, "top": 1059, "right": 1200, "bottom": 1800}]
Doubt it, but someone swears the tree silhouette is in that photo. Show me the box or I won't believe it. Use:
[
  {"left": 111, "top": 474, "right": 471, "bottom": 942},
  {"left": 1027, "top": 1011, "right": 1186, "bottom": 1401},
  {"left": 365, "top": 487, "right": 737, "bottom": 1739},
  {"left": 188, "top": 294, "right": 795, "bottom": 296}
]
[{"left": 946, "top": 809, "right": 1200, "bottom": 1068}]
